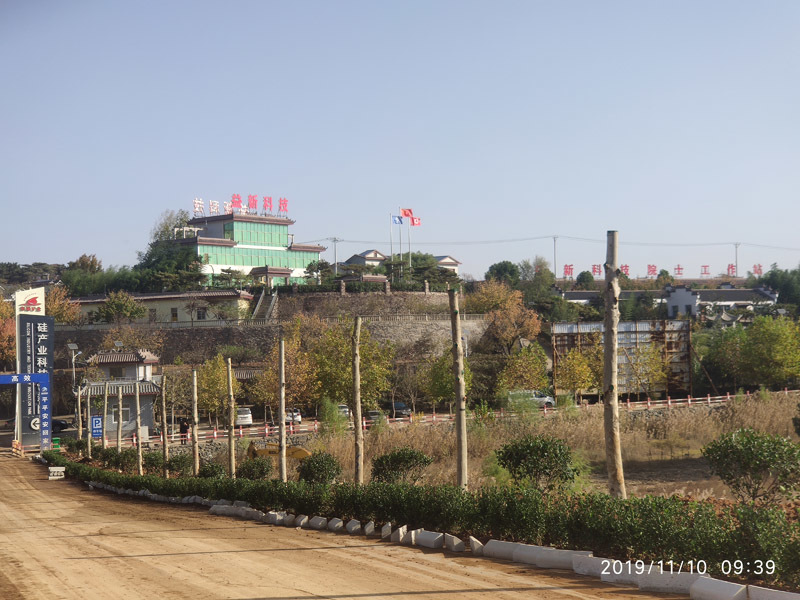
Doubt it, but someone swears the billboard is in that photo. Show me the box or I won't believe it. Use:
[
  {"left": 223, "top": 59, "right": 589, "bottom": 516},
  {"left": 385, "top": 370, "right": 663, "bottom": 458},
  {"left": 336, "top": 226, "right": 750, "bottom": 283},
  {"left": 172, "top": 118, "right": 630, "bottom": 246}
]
[{"left": 18, "top": 315, "right": 55, "bottom": 448}]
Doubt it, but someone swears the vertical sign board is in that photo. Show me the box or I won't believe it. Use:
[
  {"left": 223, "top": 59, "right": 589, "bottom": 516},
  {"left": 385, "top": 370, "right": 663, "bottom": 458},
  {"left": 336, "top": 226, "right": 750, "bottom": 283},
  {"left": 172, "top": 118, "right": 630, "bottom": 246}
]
[
  {"left": 0, "top": 374, "right": 51, "bottom": 450},
  {"left": 91, "top": 415, "right": 103, "bottom": 439},
  {"left": 18, "top": 315, "right": 54, "bottom": 449}
]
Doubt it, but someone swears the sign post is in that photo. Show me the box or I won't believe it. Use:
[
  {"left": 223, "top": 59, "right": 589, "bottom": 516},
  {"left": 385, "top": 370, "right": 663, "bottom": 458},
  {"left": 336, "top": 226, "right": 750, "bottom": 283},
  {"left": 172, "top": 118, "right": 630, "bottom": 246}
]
[{"left": 0, "top": 373, "right": 52, "bottom": 451}]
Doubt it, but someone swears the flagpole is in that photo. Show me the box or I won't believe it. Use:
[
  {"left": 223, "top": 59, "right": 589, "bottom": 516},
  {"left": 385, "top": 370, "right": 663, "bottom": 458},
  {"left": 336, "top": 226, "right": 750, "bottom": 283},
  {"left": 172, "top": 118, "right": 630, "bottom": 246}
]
[
  {"left": 407, "top": 215, "right": 412, "bottom": 277},
  {"left": 389, "top": 213, "right": 394, "bottom": 284}
]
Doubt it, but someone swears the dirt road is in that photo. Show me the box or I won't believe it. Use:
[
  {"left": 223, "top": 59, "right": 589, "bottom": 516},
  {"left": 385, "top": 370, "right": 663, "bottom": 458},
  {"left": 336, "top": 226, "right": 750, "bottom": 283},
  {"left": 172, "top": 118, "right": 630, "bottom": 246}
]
[{"left": 0, "top": 452, "right": 676, "bottom": 600}]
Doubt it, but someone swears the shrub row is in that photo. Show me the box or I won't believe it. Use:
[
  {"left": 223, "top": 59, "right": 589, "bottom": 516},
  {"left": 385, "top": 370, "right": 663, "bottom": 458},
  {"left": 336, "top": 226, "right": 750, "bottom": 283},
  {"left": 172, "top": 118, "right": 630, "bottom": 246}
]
[{"left": 43, "top": 451, "right": 800, "bottom": 589}]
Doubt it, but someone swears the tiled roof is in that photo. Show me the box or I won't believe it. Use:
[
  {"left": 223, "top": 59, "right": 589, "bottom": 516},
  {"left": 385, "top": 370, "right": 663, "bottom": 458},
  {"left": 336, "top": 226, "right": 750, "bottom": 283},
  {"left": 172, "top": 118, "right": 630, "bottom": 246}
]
[
  {"left": 75, "top": 290, "right": 253, "bottom": 304},
  {"left": 88, "top": 349, "right": 160, "bottom": 365},
  {"left": 85, "top": 381, "right": 161, "bottom": 396}
]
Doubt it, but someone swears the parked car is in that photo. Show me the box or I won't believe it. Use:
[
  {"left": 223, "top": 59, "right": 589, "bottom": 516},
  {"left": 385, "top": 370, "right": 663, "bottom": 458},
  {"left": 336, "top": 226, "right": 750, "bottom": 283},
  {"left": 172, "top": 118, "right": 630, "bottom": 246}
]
[
  {"left": 388, "top": 402, "right": 412, "bottom": 418},
  {"left": 366, "top": 410, "right": 385, "bottom": 425},
  {"left": 52, "top": 419, "right": 71, "bottom": 433},
  {"left": 235, "top": 407, "right": 253, "bottom": 426},
  {"left": 337, "top": 404, "right": 350, "bottom": 418},
  {"left": 530, "top": 391, "right": 555, "bottom": 408},
  {"left": 285, "top": 408, "right": 302, "bottom": 424}
]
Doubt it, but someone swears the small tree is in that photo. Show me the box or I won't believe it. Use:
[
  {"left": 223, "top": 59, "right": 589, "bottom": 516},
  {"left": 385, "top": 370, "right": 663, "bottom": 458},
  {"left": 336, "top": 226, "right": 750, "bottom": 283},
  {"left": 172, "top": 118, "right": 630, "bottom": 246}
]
[
  {"left": 371, "top": 447, "right": 433, "bottom": 484},
  {"left": 237, "top": 457, "right": 273, "bottom": 480},
  {"left": 297, "top": 451, "right": 342, "bottom": 484},
  {"left": 496, "top": 344, "right": 549, "bottom": 396},
  {"left": 702, "top": 428, "right": 800, "bottom": 502},
  {"left": 495, "top": 434, "right": 575, "bottom": 492},
  {"left": 96, "top": 290, "right": 146, "bottom": 324}
]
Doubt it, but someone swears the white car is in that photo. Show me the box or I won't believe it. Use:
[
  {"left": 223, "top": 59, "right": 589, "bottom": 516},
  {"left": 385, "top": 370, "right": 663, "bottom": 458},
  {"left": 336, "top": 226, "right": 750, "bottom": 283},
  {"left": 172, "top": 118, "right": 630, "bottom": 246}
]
[
  {"left": 337, "top": 404, "right": 350, "bottom": 418},
  {"left": 285, "top": 408, "right": 302, "bottom": 424},
  {"left": 235, "top": 407, "right": 253, "bottom": 426}
]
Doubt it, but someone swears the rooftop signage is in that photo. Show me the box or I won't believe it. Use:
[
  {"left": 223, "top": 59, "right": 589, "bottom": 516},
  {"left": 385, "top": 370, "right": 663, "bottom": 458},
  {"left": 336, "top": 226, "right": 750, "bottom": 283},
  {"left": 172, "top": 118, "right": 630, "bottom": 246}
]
[{"left": 193, "top": 195, "right": 289, "bottom": 218}]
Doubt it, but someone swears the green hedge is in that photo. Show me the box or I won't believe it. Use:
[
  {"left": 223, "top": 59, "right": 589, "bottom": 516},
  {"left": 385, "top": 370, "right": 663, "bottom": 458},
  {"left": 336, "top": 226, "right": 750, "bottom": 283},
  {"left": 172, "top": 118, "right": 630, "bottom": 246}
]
[{"left": 42, "top": 451, "right": 800, "bottom": 589}]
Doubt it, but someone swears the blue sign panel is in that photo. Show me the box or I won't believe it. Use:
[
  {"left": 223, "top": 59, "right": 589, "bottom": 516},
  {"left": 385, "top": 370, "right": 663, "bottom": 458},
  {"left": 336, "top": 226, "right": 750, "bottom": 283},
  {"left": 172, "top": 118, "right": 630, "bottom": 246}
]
[
  {"left": 91, "top": 415, "right": 103, "bottom": 439},
  {"left": 0, "top": 373, "right": 51, "bottom": 449}
]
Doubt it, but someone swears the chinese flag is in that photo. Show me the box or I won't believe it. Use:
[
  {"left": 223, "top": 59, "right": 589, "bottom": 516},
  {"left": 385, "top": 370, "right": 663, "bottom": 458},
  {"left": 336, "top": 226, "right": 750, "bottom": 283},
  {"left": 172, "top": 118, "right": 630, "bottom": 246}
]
[
  {"left": 400, "top": 208, "right": 414, "bottom": 217},
  {"left": 410, "top": 217, "right": 421, "bottom": 226}
]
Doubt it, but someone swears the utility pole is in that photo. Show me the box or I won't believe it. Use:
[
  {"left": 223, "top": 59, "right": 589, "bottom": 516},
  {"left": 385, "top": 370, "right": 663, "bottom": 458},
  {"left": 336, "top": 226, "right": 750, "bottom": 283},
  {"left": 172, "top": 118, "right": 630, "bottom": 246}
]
[
  {"left": 278, "top": 336, "right": 287, "bottom": 482},
  {"left": 553, "top": 236, "right": 558, "bottom": 280},
  {"left": 102, "top": 382, "right": 108, "bottom": 450},
  {"left": 116, "top": 387, "right": 123, "bottom": 453},
  {"left": 735, "top": 242, "right": 740, "bottom": 277},
  {"left": 603, "top": 230, "right": 627, "bottom": 499},
  {"left": 449, "top": 290, "right": 468, "bottom": 490},
  {"left": 330, "top": 237, "right": 342, "bottom": 276},
  {"left": 352, "top": 316, "right": 364, "bottom": 484}
]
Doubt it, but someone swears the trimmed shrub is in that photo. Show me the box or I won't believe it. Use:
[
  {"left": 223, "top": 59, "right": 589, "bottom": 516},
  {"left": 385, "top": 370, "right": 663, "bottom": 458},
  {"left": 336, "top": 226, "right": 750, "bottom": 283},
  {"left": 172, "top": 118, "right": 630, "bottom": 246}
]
[
  {"left": 495, "top": 434, "right": 575, "bottom": 492},
  {"left": 142, "top": 450, "right": 165, "bottom": 475},
  {"left": 297, "top": 451, "right": 341, "bottom": 484},
  {"left": 166, "top": 453, "right": 193, "bottom": 477},
  {"left": 371, "top": 447, "right": 433, "bottom": 484},
  {"left": 702, "top": 428, "right": 800, "bottom": 502},
  {"left": 198, "top": 462, "right": 227, "bottom": 479},
  {"left": 237, "top": 457, "right": 273, "bottom": 480}
]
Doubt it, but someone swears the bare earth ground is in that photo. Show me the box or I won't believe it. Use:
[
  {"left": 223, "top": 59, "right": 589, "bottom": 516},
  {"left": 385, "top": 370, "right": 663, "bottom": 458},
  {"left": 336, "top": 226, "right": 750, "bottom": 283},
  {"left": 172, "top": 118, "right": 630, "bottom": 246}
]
[{"left": 0, "top": 451, "right": 683, "bottom": 600}]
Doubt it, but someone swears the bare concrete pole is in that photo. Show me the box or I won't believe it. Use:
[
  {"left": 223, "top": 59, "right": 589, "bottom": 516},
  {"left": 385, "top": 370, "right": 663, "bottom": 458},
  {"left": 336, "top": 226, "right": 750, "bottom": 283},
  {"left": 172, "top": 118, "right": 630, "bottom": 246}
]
[
  {"left": 603, "top": 230, "right": 627, "bottom": 499},
  {"left": 227, "top": 358, "right": 236, "bottom": 478},
  {"left": 116, "top": 387, "right": 123, "bottom": 453},
  {"left": 161, "top": 375, "right": 170, "bottom": 478},
  {"left": 278, "top": 337, "right": 287, "bottom": 482},
  {"left": 102, "top": 382, "right": 108, "bottom": 450},
  {"left": 352, "top": 316, "right": 364, "bottom": 484},
  {"left": 135, "top": 381, "right": 143, "bottom": 476},
  {"left": 449, "top": 290, "right": 468, "bottom": 490},
  {"left": 192, "top": 371, "right": 200, "bottom": 476},
  {"left": 85, "top": 388, "right": 92, "bottom": 459},
  {"left": 76, "top": 387, "right": 83, "bottom": 441}
]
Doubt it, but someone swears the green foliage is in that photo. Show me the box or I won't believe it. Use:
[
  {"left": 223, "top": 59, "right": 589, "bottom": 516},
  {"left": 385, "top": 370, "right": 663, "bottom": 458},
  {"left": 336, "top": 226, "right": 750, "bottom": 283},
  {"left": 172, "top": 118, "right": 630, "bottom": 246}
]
[
  {"left": 485, "top": 260, "right": 521, "bottom": 287},
  {"left": 198, "top": 462, "right": 227, "bottom": 478},
  {"left": 424, "top": 350, "right": 473, "bottom": 408},
  {"left": 317, "top": 398, "right": 348, "bottom": 436},
  {"left": 702, "top": 428, "right": 800, "bottom": 502},
  {"left": 166, "top": 453, "right": 194, "bottom": 477},
  {"left": 297, "top": 451, "right": 342, "bottom": 484},
  {"left": 39, "top": 451, "right": 800, "bottom": 589},
  {"left": 371, "top": 447, "right": 433, "bottom": 484},
  {"left": 237, "top": 457, "right": 273, "bottom": 480},
  {"left": 218, "top": 345, "right": 260, "bottom": 365},
  {"left": 794, "top": 402, "right": 800, "bottom": 438},
  {"left": 142, "top": 450, "right": 165, "bottom": 475},
  {"left": 496, "top": 344, "right": 549, "bottom": 396},
  {"left": 95, "top": 290, "right": 147, "bottom": 324},
  {"left": 496, "top": 434, "right": 576, "bottom": 492}
]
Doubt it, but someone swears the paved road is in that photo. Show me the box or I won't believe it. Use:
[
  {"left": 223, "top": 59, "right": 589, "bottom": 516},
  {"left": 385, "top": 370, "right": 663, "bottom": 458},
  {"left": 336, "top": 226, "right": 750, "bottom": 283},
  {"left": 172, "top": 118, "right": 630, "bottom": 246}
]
[{"left": 0, "top": 451, "right": 676, "bottom": 600}]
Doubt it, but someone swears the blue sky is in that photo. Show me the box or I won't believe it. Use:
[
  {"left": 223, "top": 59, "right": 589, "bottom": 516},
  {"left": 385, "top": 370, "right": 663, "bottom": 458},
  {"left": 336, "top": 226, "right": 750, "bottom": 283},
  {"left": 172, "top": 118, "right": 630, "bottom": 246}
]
[{"left": 2, "top": 1, "right": 799, "bottom": 281}]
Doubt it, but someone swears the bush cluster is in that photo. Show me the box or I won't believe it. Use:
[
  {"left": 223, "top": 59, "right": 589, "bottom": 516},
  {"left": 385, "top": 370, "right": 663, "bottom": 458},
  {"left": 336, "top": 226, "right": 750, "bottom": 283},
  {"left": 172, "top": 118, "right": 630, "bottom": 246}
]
[{"left": 42, "top": 450, "right": 800, "bottom": 589}]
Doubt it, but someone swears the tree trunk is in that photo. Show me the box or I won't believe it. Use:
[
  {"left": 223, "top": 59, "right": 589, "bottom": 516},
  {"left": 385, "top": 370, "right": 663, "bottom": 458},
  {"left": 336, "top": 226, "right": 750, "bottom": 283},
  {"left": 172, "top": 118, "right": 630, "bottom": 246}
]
[
  {"left": 162, "top": 375, "right": 170, "bottom": 478},
  {"left": 352, "top": 316, "right": 364, "bottom": 484},
  {"left": 102, "top": 382, "right": 108, "bottom": 450},
  {"left": 278, "top": 337, "right": 287, "bottom": 482},
  {"left": 135, "top": 382, "right": 143, "bottom": 476},
  {"left": 449, "top": 290, "right": 468, "bottom": 490},
  {"left": 116, "top": 387, "right": 123, "bottom": 454},
  {"left": 192, "top": 371, "right": 200, "bottom": 476},
  {"left": 227, "top": 358, "right": 236, "bottom": 478},
  {"left": 603, "top": 230, "right": 627, "bottom": 499}
]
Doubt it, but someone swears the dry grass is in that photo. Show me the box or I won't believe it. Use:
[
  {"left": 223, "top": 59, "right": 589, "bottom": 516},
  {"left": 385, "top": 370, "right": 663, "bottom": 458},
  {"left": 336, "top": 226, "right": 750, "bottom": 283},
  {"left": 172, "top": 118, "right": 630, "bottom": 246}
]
[{"left": 315, "top": 390, "right": 800, "bottom": 497}]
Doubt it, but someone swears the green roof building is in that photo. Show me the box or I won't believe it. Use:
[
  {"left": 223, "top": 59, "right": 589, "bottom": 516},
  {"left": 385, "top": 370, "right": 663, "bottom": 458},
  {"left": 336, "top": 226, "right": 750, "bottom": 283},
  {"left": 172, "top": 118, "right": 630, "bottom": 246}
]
[{"left": 175, "top": 213, "right": 326, "bottom": 287}]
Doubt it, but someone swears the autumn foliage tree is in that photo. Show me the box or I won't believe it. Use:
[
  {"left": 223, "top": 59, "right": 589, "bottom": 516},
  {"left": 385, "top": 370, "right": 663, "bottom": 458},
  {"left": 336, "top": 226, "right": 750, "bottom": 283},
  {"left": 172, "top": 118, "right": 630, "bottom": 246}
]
[
  {"left": 45, "top": 285, "right": 82, "bottom": 324},
  {"left": 496, "top": 344, "right": 549, "bottom": 396},
  {"left": 197, "top": 353, "right": 241, "bottom": 425}
]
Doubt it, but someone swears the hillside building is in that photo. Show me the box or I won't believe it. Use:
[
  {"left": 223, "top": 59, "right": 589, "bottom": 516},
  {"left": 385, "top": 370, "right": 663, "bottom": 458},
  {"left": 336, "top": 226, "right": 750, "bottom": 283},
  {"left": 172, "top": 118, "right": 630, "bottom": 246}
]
[{"left": 172, "top": 213, "right": 325, "bottom": 287}]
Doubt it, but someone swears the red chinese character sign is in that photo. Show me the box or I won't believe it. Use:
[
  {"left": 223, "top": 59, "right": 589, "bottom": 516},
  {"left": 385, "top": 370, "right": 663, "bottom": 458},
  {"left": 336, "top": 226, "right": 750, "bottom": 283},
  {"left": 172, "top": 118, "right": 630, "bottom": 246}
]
[
  {"left": 647, "top": 264, "right": 657, "bottom": 277},
  {"left": 592, "top": 264, "right": 602, "bottom": 276},
  {"left": 727, "top": 264, "right": 737, "bottom": 277},
  {"left": 209, "top": 200, "right": 219, "bottom": 215},
  {"left": 278, "top": 197, "right": 288, "bottom": 213},
  {"left": 563, "top": 264, "right": 574, "bottom": 278},
  {"left": 753, "top": 264, "right": 763, "bottom": 276},
  {"left": 231, "top": 194, "right": 242, "bottom": 210},
  {"left": 263, "top": 196, "right": 272, "bottom": 213},
  {"left": 193, "top": 198, "right": 205, "bottom": 217},
  {"left": 620, "top": 264, "right": 630, "bottom": 276},
  {"left": 674, "top": 264, "right": 684, "bottom": 276},
  {"left": 700, "top": 265, "right": 710, "bottom": 277},
  {"left": 247, "top": 195, "right": 258, "bottom": 212}
]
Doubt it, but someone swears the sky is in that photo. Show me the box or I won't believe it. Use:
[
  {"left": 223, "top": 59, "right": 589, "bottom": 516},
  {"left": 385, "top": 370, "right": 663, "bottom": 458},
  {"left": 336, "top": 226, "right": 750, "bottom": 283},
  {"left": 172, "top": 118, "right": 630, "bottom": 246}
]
[{"left": 2, "top": 1, "right": 800, "bottom": 282}]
